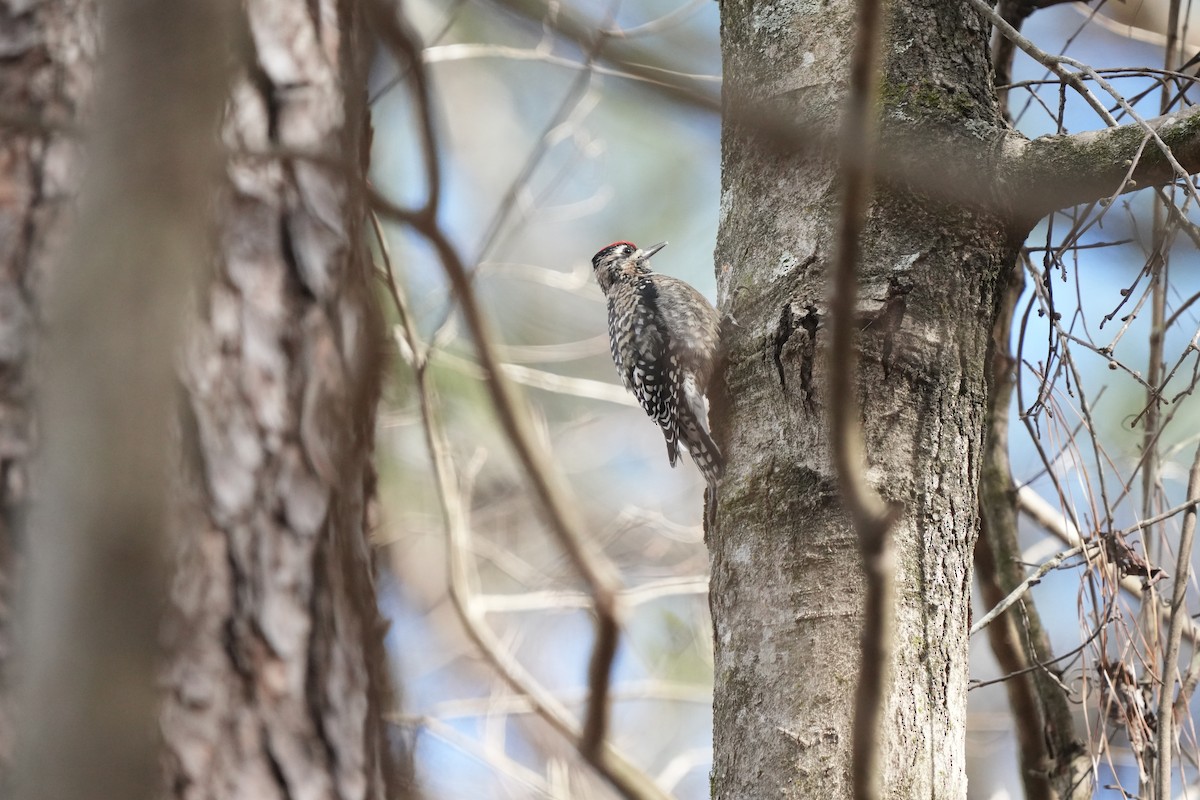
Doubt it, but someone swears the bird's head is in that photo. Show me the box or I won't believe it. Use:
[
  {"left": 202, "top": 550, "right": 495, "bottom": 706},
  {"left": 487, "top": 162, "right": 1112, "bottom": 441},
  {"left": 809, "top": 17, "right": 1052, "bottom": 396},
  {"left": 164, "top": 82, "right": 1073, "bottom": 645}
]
[{"left": 591, "top": 241, "right": 666, "bottom": 292}]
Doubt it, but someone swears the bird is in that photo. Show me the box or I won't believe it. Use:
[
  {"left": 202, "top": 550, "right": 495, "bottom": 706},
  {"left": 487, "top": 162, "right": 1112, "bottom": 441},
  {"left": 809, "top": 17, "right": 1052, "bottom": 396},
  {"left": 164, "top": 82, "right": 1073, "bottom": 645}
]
[{"left": 591, "top": 241, "right": 723, "bottom": 483}]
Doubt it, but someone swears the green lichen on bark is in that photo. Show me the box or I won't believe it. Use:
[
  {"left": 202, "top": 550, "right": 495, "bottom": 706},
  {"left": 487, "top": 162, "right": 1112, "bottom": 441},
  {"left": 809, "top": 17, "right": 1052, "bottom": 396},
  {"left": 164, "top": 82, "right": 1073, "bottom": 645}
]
[
  {"left": 1002, "top": 106, "right": 1200, "bottom": 219},
  {"left": 878, "top": 76, "right": 983, "bottom": 125}
]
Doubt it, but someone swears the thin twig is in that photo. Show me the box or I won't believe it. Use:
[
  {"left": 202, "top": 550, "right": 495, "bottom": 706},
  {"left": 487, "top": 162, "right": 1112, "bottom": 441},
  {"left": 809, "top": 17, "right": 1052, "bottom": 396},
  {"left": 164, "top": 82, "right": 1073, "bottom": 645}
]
[
  {"left": 372, "top": 188, "right": 626, "bottom": 762},
  {"left": 602, "top": 0, "right": 707, "bottom": 37},
  {"left": 423, "top": 43, "right": 721, "bottom": 87},
  {"left": 1137, "top": 203, "right": 1168, "bottom": 652},
  {"left": 967, "top": 0, "right": 1114, "bottom": 123},
  {"left": 971, "top": 543, "right": 1093, "bottom": 636},
  {"left": 367, "top": 1, "right": 440, "bottom": 218},
  {"left": 1016, "top": 487, "right": 1200, "bottom": 647},
  {"left": 399, "top": 714, "right": 553, "bottom": 796},
  {"left": 1154, "top": 443, "right": 1200, "bottom": 799},
  {"left": 969, "top": 615, "right": 1110, "bottom": 691},
  {"left": 428, "top": 7, "right": 615, "bottom": 350},
  {"left": 475, "top": 575, "right": 708, "bottom": 613},
  {"left": 1115, "top": 498, "right": 1200, "bottom": 538},
  {"left": 974, "top": 0, "right": 1200, "bottom": 211},
  {"left": 397, "top": 680, "right": 711, "bottom": 724},
  {"left": 433, "top": 350, "right": 638, "bottom": 406}
]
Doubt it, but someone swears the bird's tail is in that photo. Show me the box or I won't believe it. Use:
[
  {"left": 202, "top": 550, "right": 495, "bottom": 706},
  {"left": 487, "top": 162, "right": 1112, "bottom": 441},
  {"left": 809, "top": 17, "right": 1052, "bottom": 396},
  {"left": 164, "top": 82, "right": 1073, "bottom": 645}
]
[
  {"left": 662, "top": 423, "right": 681, "bottom": 468},
  {"left": 681, "top": 406, "right": 723, "bottom": 484}
]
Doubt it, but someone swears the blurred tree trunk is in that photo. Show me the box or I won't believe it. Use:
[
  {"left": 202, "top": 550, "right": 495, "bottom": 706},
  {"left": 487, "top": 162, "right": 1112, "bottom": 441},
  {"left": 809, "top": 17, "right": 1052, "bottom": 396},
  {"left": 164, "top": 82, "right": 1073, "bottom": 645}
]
[
  {"left": 711, "top": 1, "right": 1015, "bottom": 797},
  {"left": 0, "top": 0, "right": 95, "bottom": 781},
  {"left": 0, "top": 0, "right": 408, "bottom": 798},
  {"left": 158, "top": 1, "right": 413, "bottom": 798}
]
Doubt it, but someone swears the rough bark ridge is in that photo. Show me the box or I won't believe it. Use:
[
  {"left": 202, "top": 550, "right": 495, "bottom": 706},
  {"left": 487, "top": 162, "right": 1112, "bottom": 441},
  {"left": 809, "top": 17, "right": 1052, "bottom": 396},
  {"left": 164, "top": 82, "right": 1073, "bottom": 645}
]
[
  {"left": 711, "top": 1, "right": 1016, "bottom": 797},
  {"left": 0, "top": 0, "right": 94, "bottom": 777},
  {"left": 160, "top": 2, "right": 404, "bottom": 798}
]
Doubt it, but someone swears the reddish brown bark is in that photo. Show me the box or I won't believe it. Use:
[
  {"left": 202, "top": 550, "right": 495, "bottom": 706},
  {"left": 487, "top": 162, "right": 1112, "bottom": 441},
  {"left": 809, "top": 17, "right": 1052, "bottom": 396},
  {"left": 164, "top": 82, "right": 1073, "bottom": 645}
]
[{"left": 159, "top": 2, "right": 411, "bottom": 798}]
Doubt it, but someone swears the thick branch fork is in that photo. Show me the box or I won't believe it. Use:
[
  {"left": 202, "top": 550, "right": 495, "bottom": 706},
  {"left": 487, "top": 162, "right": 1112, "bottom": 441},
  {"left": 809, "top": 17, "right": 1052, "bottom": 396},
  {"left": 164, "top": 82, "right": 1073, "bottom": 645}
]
[{"left": 723, "top": 98, "right": 1200, "bottom": 227}]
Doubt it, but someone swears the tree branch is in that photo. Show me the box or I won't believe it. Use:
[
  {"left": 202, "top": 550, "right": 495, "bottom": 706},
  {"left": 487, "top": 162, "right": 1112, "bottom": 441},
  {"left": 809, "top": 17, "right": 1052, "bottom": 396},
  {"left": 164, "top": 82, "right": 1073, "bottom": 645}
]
[
  {"left": 1154, "top": 443, "right": 1200, "bottom": 800},
  {"left": 487, "top": 0, "right": 720, "bottom": 111},
  {"left": 977, "top": 259, "right": 1090, "bottom": 799},
  {"left": 1017, "top": 486, "right": 1200, "bottom": 646},
  {"left": 972, "top": 543, "right": 1093, "bottom": 637},
  {"left": 434, "top": 0, "right": 1200, "bottom": 235},
  {"left": 828, "top": 0, "right": 903, "bottom": 798},
  {"left": 999, "top": 104, "right": 1200, "bottom": 221},
  {"left": 973, "top": 534, "right": 1060, "bottom": 799}
]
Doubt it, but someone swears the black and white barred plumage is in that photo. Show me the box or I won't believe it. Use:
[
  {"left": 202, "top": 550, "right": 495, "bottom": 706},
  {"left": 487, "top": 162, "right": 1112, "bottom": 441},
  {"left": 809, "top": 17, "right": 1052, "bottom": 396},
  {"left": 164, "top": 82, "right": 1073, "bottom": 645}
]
[{"left": 592, "top": 241, "right": 723, "bottom": 483}]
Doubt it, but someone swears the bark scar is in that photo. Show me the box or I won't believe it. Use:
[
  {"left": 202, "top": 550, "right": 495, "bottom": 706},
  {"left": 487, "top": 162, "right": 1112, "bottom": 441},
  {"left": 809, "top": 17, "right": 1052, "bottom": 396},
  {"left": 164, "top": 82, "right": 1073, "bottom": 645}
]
[
  {"left": 772, "top": 300, "right": 820, "bottom": 410},
  {"left": 772, "top": 303, "right": 794, "bottom": 391}
]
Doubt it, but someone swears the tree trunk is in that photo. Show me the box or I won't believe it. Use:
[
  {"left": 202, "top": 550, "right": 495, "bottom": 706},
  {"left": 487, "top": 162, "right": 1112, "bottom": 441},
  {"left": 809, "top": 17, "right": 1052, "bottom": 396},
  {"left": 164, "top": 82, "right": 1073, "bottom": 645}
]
[
  {"left": 0, "top": 0, "right": 94, "bottom": 778},
  {"left": 711, "top": 1, "right": 1016, "bottom": 796},
  {"left": 160, "top": 1, "right": 411, "bottom": 798}
]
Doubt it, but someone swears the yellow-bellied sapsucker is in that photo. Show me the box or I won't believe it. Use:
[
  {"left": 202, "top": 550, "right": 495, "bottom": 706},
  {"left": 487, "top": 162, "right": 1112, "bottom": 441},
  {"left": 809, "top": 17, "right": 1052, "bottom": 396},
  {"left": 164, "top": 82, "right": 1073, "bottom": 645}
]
[{"left": 592, "top": 241, "right": 723, "bottom": 483}]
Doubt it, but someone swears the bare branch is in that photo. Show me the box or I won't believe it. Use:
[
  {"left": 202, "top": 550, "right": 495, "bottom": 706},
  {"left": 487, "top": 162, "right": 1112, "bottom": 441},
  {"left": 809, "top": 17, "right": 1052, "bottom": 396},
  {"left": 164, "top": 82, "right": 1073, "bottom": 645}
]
[
  {"left": 1115, "top": 497, "right": 1200, "bottom": 538},
  {"left": 427, "top": 7, "right": 616, "bottom": 351},
  {"left": 488, "top": 0, "right": 721, "bottom": 111},
  {"left": 971, "top": 542, "right": 1094, "bottom": 636},
  {"left": 372, "top": 183, "right": 630, "bottom": 762},
  {"left": 828, "top": 0, "right": 903, "bottom": 798},
  {"left": 1000, "top": 105, "right": 1200, "bottom": 220},
  {"left": 967, "top": 0, "right": 1115, "bottom": 123},
  {"left": 1017, "top": 486, "right": 1200, "bottom": 646},
  {"left": 433, "top": 350, "right": 638, "bottom": 406},
  {"left": 1154, "top": 443, "right": 1200, "bottom": 799},
  {"left": 974, "top": 529, "right": 1068, "bottom": 799},
  {"left": 475, "top": 576, "right": 708, "bottom": 612},
  {"left": 976, "top": 258, "right": 1091, "bottom": 799}
]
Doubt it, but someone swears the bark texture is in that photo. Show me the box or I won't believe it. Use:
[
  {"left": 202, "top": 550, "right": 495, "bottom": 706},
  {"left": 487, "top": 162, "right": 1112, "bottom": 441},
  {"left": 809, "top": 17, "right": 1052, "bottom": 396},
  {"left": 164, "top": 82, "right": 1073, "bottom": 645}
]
[
  {"left": 0, "top": 0, "right": 94, "bottom": 777},
  {"left": 711, "top": 1, "right": 1018, "bottom": 797},
  {"left": 160, "top": 2, "right": 408, "bottom": 798}
]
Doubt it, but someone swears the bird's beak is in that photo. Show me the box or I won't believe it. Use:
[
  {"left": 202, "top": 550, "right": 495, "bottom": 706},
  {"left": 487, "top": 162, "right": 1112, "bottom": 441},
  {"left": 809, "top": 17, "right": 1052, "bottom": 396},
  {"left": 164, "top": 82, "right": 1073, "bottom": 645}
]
[{"left": 641, "top": 242, "right": 667, "bottom": 259}]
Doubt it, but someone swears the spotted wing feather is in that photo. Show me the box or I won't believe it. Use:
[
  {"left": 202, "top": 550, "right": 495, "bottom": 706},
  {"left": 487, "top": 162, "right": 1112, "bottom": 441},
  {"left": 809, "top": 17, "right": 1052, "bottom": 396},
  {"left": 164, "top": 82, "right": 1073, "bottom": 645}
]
[
  {"left": 652, "top": 276, "right": 721, "bottom": 386},
  {"left": 604, "top": 266, "right": 723, "bottom": 482},
  {"left": 608, "top": 276, "right": 682, "bottom": 466},
  {"left": 654, "top": 276, "right": 723, "bottom": 481}
]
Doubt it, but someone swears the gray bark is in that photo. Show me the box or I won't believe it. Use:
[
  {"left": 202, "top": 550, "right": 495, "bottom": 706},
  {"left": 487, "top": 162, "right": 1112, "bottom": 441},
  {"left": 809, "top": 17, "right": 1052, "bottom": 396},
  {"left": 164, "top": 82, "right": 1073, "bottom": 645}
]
[
  {"left": 159, "top": 1, "right": 411, "bottom": 798},
  {"left": 711, "top": 1, "right": 1017, "bottom": 797}
]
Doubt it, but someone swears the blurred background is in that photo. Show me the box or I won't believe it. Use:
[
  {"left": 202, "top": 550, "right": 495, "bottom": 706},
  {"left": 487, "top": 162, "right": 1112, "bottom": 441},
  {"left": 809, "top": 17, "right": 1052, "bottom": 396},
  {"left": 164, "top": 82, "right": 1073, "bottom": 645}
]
[{"left": 369, "top": 1, "right": 1200, "bottom": 796}]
